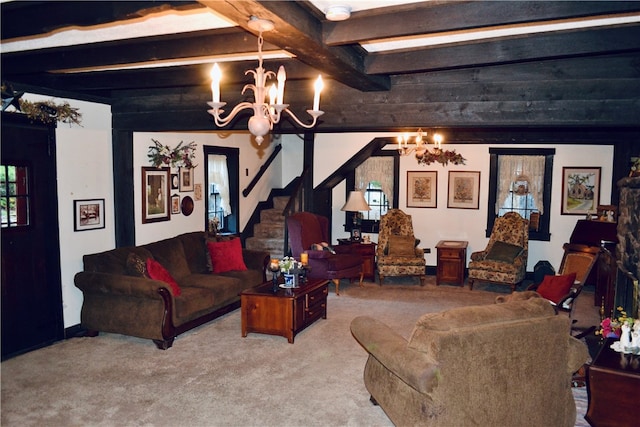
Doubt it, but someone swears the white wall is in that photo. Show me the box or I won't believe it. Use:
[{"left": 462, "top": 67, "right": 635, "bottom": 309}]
[
  {"left": 315, "top": 133, "right": 614, "bottom": 271},
  {"left": 20, "top": 94, "right": 115, "bottom": 328}
]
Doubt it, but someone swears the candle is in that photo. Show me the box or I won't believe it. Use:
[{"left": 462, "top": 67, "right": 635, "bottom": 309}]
[
  {"left": 277, "top": 66, "right": 286, "bottom": 104},
  {"left": 313, "top": 75, "right": 324, "bottom": 111},
  {"left": 269, "top": 84, "right": 277, "bottom": 105},
  {"left": 434, "top": 133, "right": 443, "bottom": 149},
  {"left": 210, "top": 63, "right": 222, "bottom": 103},
  {"left": 300, "top": 252, "right": 308, "bottom": 265}
]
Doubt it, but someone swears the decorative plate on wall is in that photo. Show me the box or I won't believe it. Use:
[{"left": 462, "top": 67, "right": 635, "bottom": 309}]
[{"left": 181, "top": 196, "right": 194, "bottom": 216}]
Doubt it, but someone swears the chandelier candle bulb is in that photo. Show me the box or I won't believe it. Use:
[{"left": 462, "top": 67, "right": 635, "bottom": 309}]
[
  {"left": 434, "top": 133, "right": 443, "bottom": 149},
  {"left": 313, "top": 75, "right": 323, "bottom": 111},
  {"left": 210, "top": 64, "right": 222, "bottom": 103},
  {"left": 276, "top": 66, "right": 286, "bottom": 104},
  {"left": 269, "top": 84, "right": 277, "bottom": 105}
]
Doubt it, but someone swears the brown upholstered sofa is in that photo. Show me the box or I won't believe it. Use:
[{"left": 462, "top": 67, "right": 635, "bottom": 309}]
[
  {"left": 351, "top": 297, "right": 588, "bottom": 427},
  {"left": 74, "top": 232, "right": 269, "bottom": 349}
]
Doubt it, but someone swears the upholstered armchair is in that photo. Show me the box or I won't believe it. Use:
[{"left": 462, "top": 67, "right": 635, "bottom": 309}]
[
  {"left": 376, "top": 209, "right": 426, "bottom": 286},
  {"left": 350, "top": 297, "right": 588, "bottom": 427},
  {"left": 287, "top": 212, "right": 363, "bottom": 295},
  {"left": 468, "top": 212, "right": 529, "bottom": 292}
]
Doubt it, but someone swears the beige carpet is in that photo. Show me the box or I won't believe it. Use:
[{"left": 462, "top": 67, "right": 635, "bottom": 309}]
[{"left": 1, "top": 278, "right": 598, "bottom": 427}]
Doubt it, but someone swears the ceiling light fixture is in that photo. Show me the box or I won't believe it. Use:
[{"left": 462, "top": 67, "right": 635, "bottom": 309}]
[
  {"left": 207, "top": 17, "right": 325, "bottom": 145},
  {"left": 325, "top": 5, "right": 351, "bottom": 21},
  {"left": 397, "top": 129, "right": 466, "bottom": 166}
]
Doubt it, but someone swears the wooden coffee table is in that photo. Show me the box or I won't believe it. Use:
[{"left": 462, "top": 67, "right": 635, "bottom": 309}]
[{"left": 240, "top": 278, "right": 329, "bottom": 343}]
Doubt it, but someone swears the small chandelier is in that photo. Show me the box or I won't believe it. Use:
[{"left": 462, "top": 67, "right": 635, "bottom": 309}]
[
  {"left": 397, "top": 128, "right": 466, "bottom": 166},
  {"left": 207, "top": 17, "right": 325, "bottom": 145}
]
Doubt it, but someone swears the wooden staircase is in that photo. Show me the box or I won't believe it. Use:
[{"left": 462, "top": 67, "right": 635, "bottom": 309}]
[{"left": 245, "top": 196, "right": 289, "bottom": 259}]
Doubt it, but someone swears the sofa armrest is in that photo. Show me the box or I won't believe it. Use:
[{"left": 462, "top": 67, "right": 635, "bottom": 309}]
[
  {"left": 351, "top": 316, "right": 439, "bottom": 395},
  {"left": 74, "top": 271, "right": 172, "bottom": 299},
  {"left": 242, "top": 249, "right": 269, "bottom": 278},
  {"left": 470, "top": 250, "right": 487, "bottom": 261},
  {"left": 566, "top": 336, "right": 589, "bottom": 374}
]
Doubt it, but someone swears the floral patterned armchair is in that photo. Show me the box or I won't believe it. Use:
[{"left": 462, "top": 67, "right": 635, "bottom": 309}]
[
  {"left": 376, "top": 209, "right": 426, "bottom": 286},
  {"left": 468, "top": 212, "right": 529, "bottom": 292}
]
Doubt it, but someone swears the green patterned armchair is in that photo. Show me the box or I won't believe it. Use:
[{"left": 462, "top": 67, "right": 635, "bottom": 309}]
[
  {"left": 468, "top": 212, "right": 529, "bottom": 292},
  {"left": 376, "top": 209, "right": 426, "bottom": 286}
]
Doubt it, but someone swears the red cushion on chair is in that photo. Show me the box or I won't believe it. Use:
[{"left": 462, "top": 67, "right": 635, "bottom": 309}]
[
  {"left": 207, "top": 238, "right": 247, "bottom": 273},
  {"left": 146, "top": 258, "right": 181, "bottom": 296},
  {"left": 535, "top": 272, "right": 577, "bottom": 304}
]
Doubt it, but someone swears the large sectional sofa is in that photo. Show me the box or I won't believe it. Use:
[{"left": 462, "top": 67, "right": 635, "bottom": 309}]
[{"left": 74, "top": 231, "right": 269, "bottom": 349}]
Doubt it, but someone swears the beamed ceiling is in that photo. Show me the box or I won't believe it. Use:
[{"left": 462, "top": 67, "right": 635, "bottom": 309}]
[{"left": 2, "top": 1, "right": 640, "bottom": 140}]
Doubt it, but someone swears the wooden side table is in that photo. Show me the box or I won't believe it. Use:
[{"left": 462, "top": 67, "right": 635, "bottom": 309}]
[
  {"left": 337, "top": 239, "right": 377, "bottom": 281},
  {"left": 436, "top": 240, "right": 468, "bottom": 286},
  {"left": 586, "top": 338, "right": 640, "bottom": 427}
]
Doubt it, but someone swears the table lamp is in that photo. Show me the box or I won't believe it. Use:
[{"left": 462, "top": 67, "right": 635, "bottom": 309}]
[{"left": 341, "top": 190, "right": 371, "bottom": 240}]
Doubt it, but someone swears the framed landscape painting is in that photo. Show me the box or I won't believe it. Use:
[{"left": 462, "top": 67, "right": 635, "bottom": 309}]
[
  {"left": 142, "top": 167, "right": 170, "bottom": 223},
  {"left": 447, "top": 171, "right": 480, "bottom": 209},
  {"left": 407, "top": 171, "right": 437, "bottom": 208},
  {"left": 561, "top": 167, "right": 601, "bottom": 215}
]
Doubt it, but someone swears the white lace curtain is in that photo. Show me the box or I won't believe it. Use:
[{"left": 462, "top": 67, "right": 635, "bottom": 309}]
[
  {"left": 497, "top": 155, "right": 545, "bottom": 215},
  {"left": 355, "top": 157, "right": 394, "bottom": 201},
  {"left": 208, "top": 154, "right": 231, "bottom": 216}
]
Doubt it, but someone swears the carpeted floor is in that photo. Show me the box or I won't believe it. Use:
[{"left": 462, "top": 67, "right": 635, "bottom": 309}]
[{"left": 1, "top": 277, "right": 598, "bottom": 426}]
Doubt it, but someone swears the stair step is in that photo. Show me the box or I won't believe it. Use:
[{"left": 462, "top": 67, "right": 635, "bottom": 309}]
[
  {"left": 273, "top": 196, "right": 289, "bottom": 211},
  {"left": 260, "top": 209, "right": 286, "bottom": 223},
  {"left": 246, "top": 236, "right": 286, "bottom": 258},
  {"left": 254, "top": 222, "right": 285, "bottom": 239}
]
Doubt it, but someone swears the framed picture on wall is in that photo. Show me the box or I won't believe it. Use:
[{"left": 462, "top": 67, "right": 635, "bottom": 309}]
[
  {"left": 447, "top": 171, "right": 480, "bottom": 209},
  {"left": 171, "top": 194, "right": 181, "bottom": 214},
  {"left": 407, "top": 171, "right": 437, "bottom": 208},
  {"left": 171, "top": 173, "right": 179, "bottom": 190},
  {"left": 561, "top": 167, "right": 601, "bottom": 215},
  {"left": 73, "top": 198, "right": 105, "bottom": 231},
  {"left": 179, "top": 167, "right": 194, "bottom": 192},
  {"left": 142, "top": 167, "right": 170, "bottom": 223}
]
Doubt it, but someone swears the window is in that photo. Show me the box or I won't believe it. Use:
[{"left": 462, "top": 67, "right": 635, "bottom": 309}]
[
  {"left": 346, "top": 152, "right": 399, "bottom": 233},
  {"left": 1, "top": 164, "right": 30, "bottom": 228},
  {"left": 487, "top": 148, "right": 554, "bottom": 241},
  {"left": 204, "top": 147, "right": 239, "bottom": 234},
  {"left": 363, "top": 182, "right": 389, "bottom": 221}
]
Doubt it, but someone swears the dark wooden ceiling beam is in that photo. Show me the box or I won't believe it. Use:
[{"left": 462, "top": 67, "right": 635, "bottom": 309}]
[
  {"left": 1, "top": 28, "right": 277, "bottom": 74},
  {"left": 1, "top": 1, "right": 202, "bottom": 40},
  {"left": 324, "top": 1, "right": 640, "bottom": 45},
  {"left": 365, "top": 24, "right": 640, "bottom": 74},
  {"left": 2, "top": 59, "right": 320, "bottom": 94},
  {"left": 199, "top": 0, "right": 390, "bottom": 92}
]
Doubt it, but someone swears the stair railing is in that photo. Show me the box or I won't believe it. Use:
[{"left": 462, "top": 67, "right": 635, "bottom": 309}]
[{"left": 242, "top": 143, "right": 282, "bottom": 197}]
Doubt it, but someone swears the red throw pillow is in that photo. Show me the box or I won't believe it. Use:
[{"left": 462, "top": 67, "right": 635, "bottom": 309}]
[
  {"left": 207, "top": 238, "right": 248, "bottom": 274},
  {"left": 146, "top": 258, "right": 181, "bottom": 297},
  {"left": 535, "top": 272, "right": 577, "bottom": 304}
]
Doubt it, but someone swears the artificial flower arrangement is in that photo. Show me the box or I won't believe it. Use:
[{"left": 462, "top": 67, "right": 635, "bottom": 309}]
[
  {"left": 415, "top": 149, "right": 466, "bottom": 166},
  {"left": 597, "top": 306, "right": 637, "bottom": 338},
  {"left": 148, "top": 139, "right": 197, "bottom": 169},
  {"left": 279, "top": 256, "right": 303, "bottom": 273}
]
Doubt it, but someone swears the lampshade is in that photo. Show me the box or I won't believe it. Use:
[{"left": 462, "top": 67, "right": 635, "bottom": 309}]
[{"left": 341, "top": 191, "right": 371, "bottom": 212}]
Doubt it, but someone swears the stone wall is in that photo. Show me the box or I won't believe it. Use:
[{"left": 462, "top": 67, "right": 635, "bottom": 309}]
[{"left": 616, "top": 176, "right": 640, "bottom": 318}]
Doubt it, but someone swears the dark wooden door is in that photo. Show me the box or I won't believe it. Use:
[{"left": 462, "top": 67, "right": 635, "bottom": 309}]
[{"left": 1, "top": 113, "right": 64, "bottom": 360}]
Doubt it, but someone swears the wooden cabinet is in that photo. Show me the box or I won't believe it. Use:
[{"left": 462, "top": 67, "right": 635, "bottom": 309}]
[
  {"left": 586, "top": 338, "right": 640, "bottom": 427},
  {"left": 436, "top": 240, "right": 468, "bottom": 286},
  {"left": 240, "top": 279, "right": 329, "bottom": 343},
  {"left": 337, "top": 240, "right": 377, "bottom": 281}
]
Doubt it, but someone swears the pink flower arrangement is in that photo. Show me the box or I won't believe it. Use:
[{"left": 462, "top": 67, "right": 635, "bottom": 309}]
[{"left": 597, "top": 306, "right": 634, "bottom": 338}]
